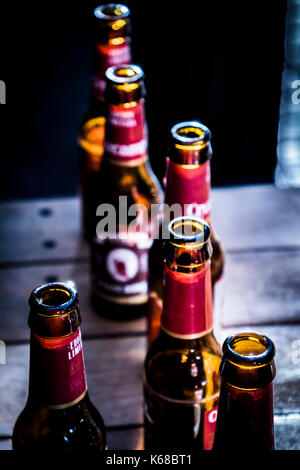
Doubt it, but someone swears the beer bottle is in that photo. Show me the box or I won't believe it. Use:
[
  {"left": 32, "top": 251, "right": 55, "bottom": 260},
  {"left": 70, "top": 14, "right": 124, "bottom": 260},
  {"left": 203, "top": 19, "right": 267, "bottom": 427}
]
[
  {"left": 12, "top": 282, "right": 106, "bottom": 451},
  {"left": 78, "top": 4, "right": 132, "bottom": 239},
  {"left": 90, "top": 64, "right": 163, "bottom": 320},
  {"left": 148, "top": 121, "right": 225, "bottom": 344},
  {"left": 213, "top": 332, "right": 276, "bottom": 450},
  {"left": 144, "top": 216, "right": 222, "bottom": 451}
]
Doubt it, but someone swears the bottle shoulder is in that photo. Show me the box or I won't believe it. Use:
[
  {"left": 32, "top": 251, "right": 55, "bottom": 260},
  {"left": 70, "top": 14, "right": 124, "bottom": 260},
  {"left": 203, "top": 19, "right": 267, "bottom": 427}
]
[
  {"left": 12, "top": 394, "right": 106, "bottom": 450},
  {"left": 96, "top": 159, "right": 163, "bottom": 205},
  {"left": 144, "top": 332, "right": 222, "bottom": 401}
]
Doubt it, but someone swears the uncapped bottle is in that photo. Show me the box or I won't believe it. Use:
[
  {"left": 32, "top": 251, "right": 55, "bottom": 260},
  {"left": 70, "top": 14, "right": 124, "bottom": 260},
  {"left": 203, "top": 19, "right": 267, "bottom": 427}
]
[
  {"left": 12, "top": 282, "right": 106, "bottom": 451},
  {"left": 90, "top": 64, "right": 163, "bottom": 320},
  {"left": 78, "top": 4, "right": 132, "bottom": 239},
  {"left": 148, "top": 121, "right": 225, "bottom": 345},
  {"left": 213, "top": 332, "right": 276, "bottom": 450},
  {"left": 144, "top": 216, "right": 222, "bottom": 451}
]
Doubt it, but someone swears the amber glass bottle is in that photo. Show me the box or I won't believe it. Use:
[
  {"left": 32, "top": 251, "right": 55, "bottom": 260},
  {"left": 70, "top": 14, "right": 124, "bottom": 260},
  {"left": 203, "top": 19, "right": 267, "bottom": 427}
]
[
  {"left": 144, "top": 216, "right": 222, "bottom": 451},
  {"left": 12, "top": 282, "right": 106, "bottom": 451},
  {"left": 213, "top": 332, "right": 276, "bottom": 450},
  {"left": 90, "top": 64, "right": 163, "bottom": 320},
  {"left": 78, "top": 4, "right": 132, "bottom": 239},
  {"left": 148, "top": 121, "right": 225, "bottom": 345}
]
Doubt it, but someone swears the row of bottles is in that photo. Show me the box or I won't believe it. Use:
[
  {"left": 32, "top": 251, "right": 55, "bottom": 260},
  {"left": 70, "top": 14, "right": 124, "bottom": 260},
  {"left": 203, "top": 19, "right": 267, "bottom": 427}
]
[
  {"left": 11, "top": 3, "right": 277, "bottom": 452},
  {"left": 12, "top": 217, "right": 276, "bottom": 450},
  {"left": 78, "top": 4, "right": 224, "bottom": 327}
]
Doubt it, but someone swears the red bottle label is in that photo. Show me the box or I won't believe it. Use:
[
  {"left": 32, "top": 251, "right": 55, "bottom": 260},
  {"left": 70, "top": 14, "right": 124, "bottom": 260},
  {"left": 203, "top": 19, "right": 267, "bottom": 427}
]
[
  {"left": 203, "top": 406, "right": 218, "bottom": 450},
  {"left": 161, "top": 264, "right": 213, "bottom": 338},
  {"left": 92, "top": 41, "right": 131, "bottom": 97},
  {"left": 30, "top": 328, "right": 87, "bottom": 408},
  {"left": 105, "top": 101, "right": 148, "bottom": 162},
  {"left": 91, "top": 232, "right": 153, "bottom": 303},
  {"left": 164, "top": 159, "right": 211, "bottom": 219}
]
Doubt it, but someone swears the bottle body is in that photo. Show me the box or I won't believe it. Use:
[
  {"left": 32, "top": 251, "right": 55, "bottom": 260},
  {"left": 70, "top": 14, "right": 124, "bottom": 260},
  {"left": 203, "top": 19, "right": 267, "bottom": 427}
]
[
  {"left": 12, "top": 282, "right": 106, "bottom": 451},
  {"left": 213, "top": 332, "right": 276, "bottom": 450},
  {"left": 78, "top": 4, "right": 132, "bottom": 239},
  {"left": 144, "top": 332, "right": 221, "bottom": 450},
  {"left": 90, "top": 65, "right": 163, "bottom": 320},
  {"left": 144, "top": 217, "right": 222, "bottom": 451},
  {"left": 148, "top": 121, "right": 225, "bottom": 344}
]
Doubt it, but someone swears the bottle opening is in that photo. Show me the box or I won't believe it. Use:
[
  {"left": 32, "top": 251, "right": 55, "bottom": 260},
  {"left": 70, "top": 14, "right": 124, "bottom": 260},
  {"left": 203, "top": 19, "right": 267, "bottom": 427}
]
[
  {"left": 171, "top": 121, "right": 211, "bottom": 145},
  {"left": 94, "top": 4, "right": 130, "bottom": 20},
  {"left": 168, "top": 216, "right": 210, "bottom": 243},
  {"left": 106, "top": 64, "right": 143, "bottom": 84},
  {"left": 29, "top": 282, "right": 78, "bottom": 314},
  {"left": 224, "top": 332, "right": 275, "bottom": 367}
]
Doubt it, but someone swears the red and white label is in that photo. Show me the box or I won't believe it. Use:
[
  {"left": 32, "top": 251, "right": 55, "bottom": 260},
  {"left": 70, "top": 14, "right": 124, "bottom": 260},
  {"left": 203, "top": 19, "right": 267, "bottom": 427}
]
[
  {"left": 203, "top": 406, "right": 218, "bottom": 450},
  {"left": 30, "top": 328, "right": 87, "bottom": 407},
  {"left": 105, "top": 101, "right": 148, "bottom": 161},
  {"left": 92, "top": 41, "right": 131, "bottom": 96},
  {"left": 161, "top": 263, "right": 213, "bottom": 337},
  {"left": 165, "top": 159, "right": 211, "bottom": 219},
  {"left": 91, "top": 232, "right": 153, "bottom": 299}
]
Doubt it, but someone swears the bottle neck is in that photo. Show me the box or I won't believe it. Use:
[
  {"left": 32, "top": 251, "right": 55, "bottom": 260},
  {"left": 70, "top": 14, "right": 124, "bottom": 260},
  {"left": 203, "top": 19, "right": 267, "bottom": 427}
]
[
  {"left": 213, "top": 380, "right": 274, "bottom": 450},
  {"left": 28, "top": 327, "right": 87, "bottom": 409},
  {"left": 104, "top": 98, "right": 148, "bottom": 166},
  {"left": 164, "top": 158, "right": 211, "bottom": 220},
  {"left": 91, "top": 37, "right": 132, "bottom": 100},
  {"left": 161, "top": 260, "right": 213, "bottom": 339}
]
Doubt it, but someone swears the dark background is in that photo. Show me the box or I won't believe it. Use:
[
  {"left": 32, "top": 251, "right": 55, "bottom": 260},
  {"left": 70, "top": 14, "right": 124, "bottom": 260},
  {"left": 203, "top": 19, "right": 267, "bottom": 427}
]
[{"left": 0, "top": 0, "right": 286, "bottom": 200}]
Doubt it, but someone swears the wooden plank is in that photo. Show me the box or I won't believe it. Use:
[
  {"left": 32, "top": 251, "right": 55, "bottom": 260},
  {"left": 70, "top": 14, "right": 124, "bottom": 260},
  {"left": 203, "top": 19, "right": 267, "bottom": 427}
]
[
  {"left": 0, "top": 263, "right": 146, "bottom": 341},
  {"left": 274, "top": 414, "right": 300, "bottom": 450},
  {"left": 211, "top": 184, "right": 300, "bottom": 251},
  {"left": 1, "top": 184, "right": 300, "bottom": 265},
  {"left": 0, "top": 439, "right": 12, "bottom": 450},
  {"left": 0, "top": 197, "right": 88, "bottom": 264},
  {"left": 0, "top": 247, "right": 299, "bottom": 341},
  {"left": 0, "top": 336, "right": 146, "bottom": 436},
  {"left": 214, "top": 250, "right": 300, "bottom": 327}
]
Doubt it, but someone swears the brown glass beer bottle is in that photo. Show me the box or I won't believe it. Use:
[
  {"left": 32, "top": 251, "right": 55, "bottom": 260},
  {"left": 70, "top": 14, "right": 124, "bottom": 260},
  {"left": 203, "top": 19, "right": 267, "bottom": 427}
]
[
  {"left": 78, "top": 4, "right": 132, "bottom": 239},
  {"left": 213, "top": 332, "right": 276, "bottom": 450},
  {"left": 148, "top": 121, "right": 225, "bottom": 345},
  {"left": 144, "top": 216, "right": 222, "bottom": 451},
  {"left": 12, "top": 282, "right": 106, "bottom": 451},
  {"left": 90, "top": 64, "right": 163, "bottom": 320}
]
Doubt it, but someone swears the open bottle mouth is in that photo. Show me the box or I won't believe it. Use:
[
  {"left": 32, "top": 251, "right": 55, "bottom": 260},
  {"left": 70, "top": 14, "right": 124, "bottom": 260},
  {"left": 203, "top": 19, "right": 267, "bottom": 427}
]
[
  {"left": 171, "top": 121, "right": 211, "bottom": 146},
  {"left": 106, "top": 64, "right": 144, "bottom": 84},
  {"left": 29, "top": 282, "right": 78, "bottom": 315},
  {"left": 164, "top": 216, "right": 212, "bottom": 269},
  {"left": 224, "top": 332, "right": 275, "bottom": 367},
  {"left": 168, "top": 216, "right": 210, "bottom": 244},
  {"left": 94, "top": 4, "right": 130, "bottom": 21}
]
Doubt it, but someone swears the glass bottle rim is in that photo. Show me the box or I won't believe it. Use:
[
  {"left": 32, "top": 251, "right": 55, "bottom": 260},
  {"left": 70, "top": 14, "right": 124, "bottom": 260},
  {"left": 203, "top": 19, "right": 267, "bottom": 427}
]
[
  {"left": 171, "top": 121, "right": 211, "bottom": 146},
  {"left": 168, "top": 216, "right": 211, "bottom": 244},
  {"left": 94, "top": 3, "right": 130, "bottom": 21},
  {"left": 106, "top": 64, "right": 144, "bottom": 84},
  {"left": 29, "top": 282, "right": 78, "bottom": 315},
  {"left": 223, "top": 332, "right": 275, "bottom": 367}
]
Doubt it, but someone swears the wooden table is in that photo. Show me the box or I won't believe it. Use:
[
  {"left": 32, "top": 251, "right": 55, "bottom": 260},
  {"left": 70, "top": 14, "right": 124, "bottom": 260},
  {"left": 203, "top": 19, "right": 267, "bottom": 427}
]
[{"left": 0, "top": 184, "right": 300, "bottom": 450}]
